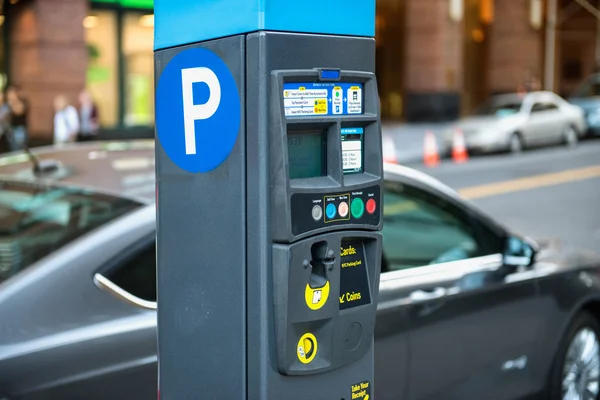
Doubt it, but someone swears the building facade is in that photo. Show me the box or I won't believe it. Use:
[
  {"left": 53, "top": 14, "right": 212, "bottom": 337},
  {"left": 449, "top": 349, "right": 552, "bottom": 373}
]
[
  {"left": 377, "top": 0, "right": 600, "bottom": 122},
  {"left": 0, "top": 0, "right": 597, "bottom": 142},
  {"left": 2, "top": 0, "right": 154, "bottom": 145}
]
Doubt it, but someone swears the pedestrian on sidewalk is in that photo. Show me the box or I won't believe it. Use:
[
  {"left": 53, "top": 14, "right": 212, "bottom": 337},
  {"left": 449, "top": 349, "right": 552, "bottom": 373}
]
[
  {"left": 0, "top": 91, "right": 11, "bottom": 135},
  {"left": 77, "top": 89, "right": 99, "bottom": 142},
  {"left": 53, "top": 94, "right": 80, "bottom": 145},
  {"left": 522, "top": 69, "right": 541, "bottom": 93},
  {"left": 6, "top": 85, "right": 29, "bottom": 151}
]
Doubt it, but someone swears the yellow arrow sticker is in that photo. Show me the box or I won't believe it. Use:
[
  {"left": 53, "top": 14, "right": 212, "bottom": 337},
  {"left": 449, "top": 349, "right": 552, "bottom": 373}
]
[
  {"left": 305, "top": 281, "right": 330, "bottom": 310},
  {"left": 297, "top": 333, "right": 318, "bottom": 364}
]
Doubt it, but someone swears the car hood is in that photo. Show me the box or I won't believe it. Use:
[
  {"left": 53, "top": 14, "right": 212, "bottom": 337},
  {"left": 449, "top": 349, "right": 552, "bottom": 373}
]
[
  {"left": 455, "top": 116, "right": 500, "bottom": 132},
  {"left": 452, "top": 115, "right": 524, "bottom": 135},
  {"left": 533, "top": 236, "right": 600, "bottom": 273}
]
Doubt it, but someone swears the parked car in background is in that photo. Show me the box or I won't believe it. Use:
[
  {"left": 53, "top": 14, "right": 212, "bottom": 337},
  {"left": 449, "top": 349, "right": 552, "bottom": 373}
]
[
  {"left": 568, "top": 73, "right": 600, "bottom": 136},
  {"left": 443, "top": 91, "right": 586, "bottom": 155},
  {"left": 2, "top": 142, "right": 600, "bottom": 400}
]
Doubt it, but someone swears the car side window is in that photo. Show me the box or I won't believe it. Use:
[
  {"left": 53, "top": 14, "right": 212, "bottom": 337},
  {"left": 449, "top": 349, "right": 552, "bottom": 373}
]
[
  {"left": 382, "top": 182, "right": 493, "bottom": 271},
  {"left": 103, "top": 242, "right": 156, "bottom": 303},
  {"left": 531, "top": 102, "right": 558, "bottom": 113},
  {"left": 531, "top": 102, "right": 546, "bottom": 113}
]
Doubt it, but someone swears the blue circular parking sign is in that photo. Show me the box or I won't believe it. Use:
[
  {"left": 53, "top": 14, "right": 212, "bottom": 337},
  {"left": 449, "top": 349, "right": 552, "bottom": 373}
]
[{"left": 156, "top": 48, "right": 241, "bottom": 173}]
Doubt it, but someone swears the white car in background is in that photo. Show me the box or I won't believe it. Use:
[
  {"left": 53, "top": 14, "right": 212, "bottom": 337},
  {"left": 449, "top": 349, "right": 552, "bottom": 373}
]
[{"left": 443, "top": 91, "right": 587, "bottom": 155}]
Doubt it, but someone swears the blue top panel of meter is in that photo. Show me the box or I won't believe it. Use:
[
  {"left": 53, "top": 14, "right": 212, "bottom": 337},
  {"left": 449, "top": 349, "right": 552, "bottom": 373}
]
[
  {"left": 283, "top": 82, "right": 363, "bottom": 117},
  {"left": 154, "top": 0, "right": 376, "bottom": 50}
]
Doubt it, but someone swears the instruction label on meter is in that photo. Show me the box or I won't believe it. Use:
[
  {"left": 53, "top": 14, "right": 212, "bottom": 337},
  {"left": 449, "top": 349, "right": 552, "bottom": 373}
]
[
  {"left": 297, "top": 333, "right": 318, "bottom": 364},
  {"left": 305, "top": 281, "right": 330, "bottom": 310},
  {"left": 350, "top": 381, "right": 371, "bottom": 399},
  {"left": 339, "top": 241, "right": 371, "bottom": 310},
  {"left": 341, "top": 127, "right": 363, "bottom": 174},
  {"left": 283, "top": 82, "right": 363, "bottom": 116}
]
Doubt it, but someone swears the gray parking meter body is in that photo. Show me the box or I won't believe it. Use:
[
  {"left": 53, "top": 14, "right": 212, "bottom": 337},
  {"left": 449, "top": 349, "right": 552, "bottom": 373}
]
[{"left": 154, "top": 2, "right": 382, "bottom": 399}]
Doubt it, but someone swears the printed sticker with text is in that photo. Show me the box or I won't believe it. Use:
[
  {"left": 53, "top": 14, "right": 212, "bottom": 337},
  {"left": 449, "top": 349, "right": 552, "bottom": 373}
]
[{"left": 351, "top": 380, "right": 371, "bottom": 399}]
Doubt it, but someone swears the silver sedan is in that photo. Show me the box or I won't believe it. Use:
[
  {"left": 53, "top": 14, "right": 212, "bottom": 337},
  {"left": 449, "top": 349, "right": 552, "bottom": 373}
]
[{"left": 443, "top": 91, "right": 586, "bottom": 155}]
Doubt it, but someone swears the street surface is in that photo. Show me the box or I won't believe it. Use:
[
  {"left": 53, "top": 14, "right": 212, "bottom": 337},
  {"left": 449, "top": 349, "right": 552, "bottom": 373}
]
[{"left": 409, "top": 139, "right": 600, "bottom": 252}]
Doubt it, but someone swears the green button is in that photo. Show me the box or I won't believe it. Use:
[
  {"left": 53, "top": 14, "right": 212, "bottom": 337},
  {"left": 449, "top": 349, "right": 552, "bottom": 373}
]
[{"left": 351, "top": 198, "right": 364, "bottom": 219}]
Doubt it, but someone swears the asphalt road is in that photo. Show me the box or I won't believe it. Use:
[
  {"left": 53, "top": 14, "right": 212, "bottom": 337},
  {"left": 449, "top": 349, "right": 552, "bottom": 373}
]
[{"left": 411, "top": 139, "right": 600, "bottom": 252}]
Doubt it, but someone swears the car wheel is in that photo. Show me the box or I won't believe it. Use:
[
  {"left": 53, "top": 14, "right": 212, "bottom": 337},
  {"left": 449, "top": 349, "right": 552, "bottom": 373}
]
[
  {"left": 509, "top": 133, "right": 523, "bottom": 154},
  {"left": 547, "top": 311, "right": 600, "bottom": 400},
  {"left": 564, "top": 126, "right": 579, "bottom": 148}
]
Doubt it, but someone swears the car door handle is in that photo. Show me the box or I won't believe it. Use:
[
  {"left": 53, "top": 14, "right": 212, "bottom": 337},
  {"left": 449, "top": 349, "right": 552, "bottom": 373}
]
[{"left": 409, "top": 287, "right": 447, "bottom": 302}]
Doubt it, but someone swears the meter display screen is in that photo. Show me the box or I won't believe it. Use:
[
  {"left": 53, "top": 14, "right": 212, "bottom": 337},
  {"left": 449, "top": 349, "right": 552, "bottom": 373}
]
[
  {"left": 288, "top": 131, "right": 326, "bottom": 179},
  {"left": 341, "top": 128, "right": 363, "bottom": 174}
]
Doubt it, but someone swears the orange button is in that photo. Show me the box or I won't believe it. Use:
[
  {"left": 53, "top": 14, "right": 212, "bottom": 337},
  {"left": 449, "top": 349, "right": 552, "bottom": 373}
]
[{"left": 338, "top": 202, "right": 349, "bottom": 218}]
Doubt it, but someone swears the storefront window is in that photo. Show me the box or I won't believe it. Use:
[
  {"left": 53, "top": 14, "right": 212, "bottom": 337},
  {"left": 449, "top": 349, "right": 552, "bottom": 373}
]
[
  {"left": 123, "top": 12, "right": 154, "bottom": 127},
  {"left": 84, "top": 10, "right": 119, "bottom": 127}
]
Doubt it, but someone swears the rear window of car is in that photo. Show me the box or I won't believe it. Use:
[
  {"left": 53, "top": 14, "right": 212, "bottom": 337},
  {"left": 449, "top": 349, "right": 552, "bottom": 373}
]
[{"left": 0, "top": 180, "right": 142, "bottom": 283}]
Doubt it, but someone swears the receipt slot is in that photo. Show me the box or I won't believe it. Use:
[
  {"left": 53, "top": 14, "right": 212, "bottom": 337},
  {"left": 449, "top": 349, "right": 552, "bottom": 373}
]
[{"left": 154, "top": 0, "right": 381, "bottom": 399}]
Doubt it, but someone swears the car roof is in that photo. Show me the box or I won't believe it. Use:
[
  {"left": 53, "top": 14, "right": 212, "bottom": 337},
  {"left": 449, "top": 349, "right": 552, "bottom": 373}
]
[
  {"left": 0, "top": 140, "right": 156, "bottom": 203},
  {"left": 0, "top": 141, "right": 464, "bottom": 207},
  {"left": 489, "top": 91, "right": 562, "bottom": 104}
]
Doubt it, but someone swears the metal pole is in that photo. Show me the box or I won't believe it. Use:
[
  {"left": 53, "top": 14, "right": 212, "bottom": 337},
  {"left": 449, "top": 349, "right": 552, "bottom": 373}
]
[{"left": 544, "top": 0, "right": 557, "bottom": 91}]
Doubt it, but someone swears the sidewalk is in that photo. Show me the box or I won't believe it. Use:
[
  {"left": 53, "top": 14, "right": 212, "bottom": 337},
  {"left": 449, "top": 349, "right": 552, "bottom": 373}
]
[{"left": 382, "top": 122, "right": 453, "bottom": 165}]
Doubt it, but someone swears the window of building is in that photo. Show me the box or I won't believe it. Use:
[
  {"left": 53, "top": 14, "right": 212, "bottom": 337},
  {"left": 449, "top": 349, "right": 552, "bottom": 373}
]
[
  {"left": 563, "top": 59, "right": 582, "bottom": 81},
  {"left": 84, "top": 2, "right": 155, "bottom": 130},
  {"left": 123, "top": 12, "right": 154, "bottom": 127},
  {"left": 84, "top": 10, "right": 119, "bottom": 127}
]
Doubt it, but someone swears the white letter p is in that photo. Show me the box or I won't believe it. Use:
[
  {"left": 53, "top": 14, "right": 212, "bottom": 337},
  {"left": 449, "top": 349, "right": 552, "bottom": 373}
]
[{"left": 181, "top": 67, "right": 221, "bottom": 155}]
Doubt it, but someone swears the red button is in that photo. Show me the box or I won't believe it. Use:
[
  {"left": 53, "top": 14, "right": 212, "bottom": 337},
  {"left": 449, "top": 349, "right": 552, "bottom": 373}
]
[{"left": 366, "top": 199, "right": 376, "bottom": 214}]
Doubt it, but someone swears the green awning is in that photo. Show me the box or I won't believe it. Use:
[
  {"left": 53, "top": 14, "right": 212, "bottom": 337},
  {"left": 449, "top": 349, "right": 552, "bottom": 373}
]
[{"left": 92, "top": 0, "right": 153, "bottom": 10}]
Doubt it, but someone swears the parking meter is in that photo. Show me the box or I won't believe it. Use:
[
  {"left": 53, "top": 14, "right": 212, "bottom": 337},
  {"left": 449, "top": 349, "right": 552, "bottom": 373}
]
[{"left": 154, "top": 1, "right": 382, "bottom": 399}]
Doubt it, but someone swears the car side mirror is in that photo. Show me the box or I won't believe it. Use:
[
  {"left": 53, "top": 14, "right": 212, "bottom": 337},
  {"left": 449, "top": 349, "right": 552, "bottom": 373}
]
[{"left": 503, "top": 235, "right": 538, "bottom": 268}]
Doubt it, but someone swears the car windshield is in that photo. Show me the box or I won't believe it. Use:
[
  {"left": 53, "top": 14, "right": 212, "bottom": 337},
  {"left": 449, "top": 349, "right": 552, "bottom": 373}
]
[
  {"left": 471, "top": 98, "right": 523, "bottom": 117},
  {"left": 0, "top": 180, "right": 142, "bottom": 284},
  {"left": 572, "top": 76, "right": 600, "bottom": 98}
]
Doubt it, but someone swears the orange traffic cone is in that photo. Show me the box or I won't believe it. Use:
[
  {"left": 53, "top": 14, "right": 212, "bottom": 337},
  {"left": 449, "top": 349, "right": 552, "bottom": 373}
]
[
  {"left": 451, "top": 129, "right": 469, "bottom": 164},
  {"left": 423, "top": 130, "right": 440, "bottom": 167}
]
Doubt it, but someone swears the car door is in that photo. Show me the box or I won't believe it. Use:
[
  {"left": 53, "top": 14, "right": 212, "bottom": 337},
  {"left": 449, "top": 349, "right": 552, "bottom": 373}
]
[
  {"left": 378, "top": 178, "right": 543, "bottom": 400},
  {"left": 374, "top": 262, "right": 411, "bottom": 400},
  {"left": 525, "top": 101, "right": 563, "bottom": 145},
  {"left": 87, "top": 238, "right": 158, "bottom": 400},
  {"left": 540, "top": 100, "right": 566, "bottom": 144},
  {"left": 21, "top": 239, "right": 159, "bottom": 400}
]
